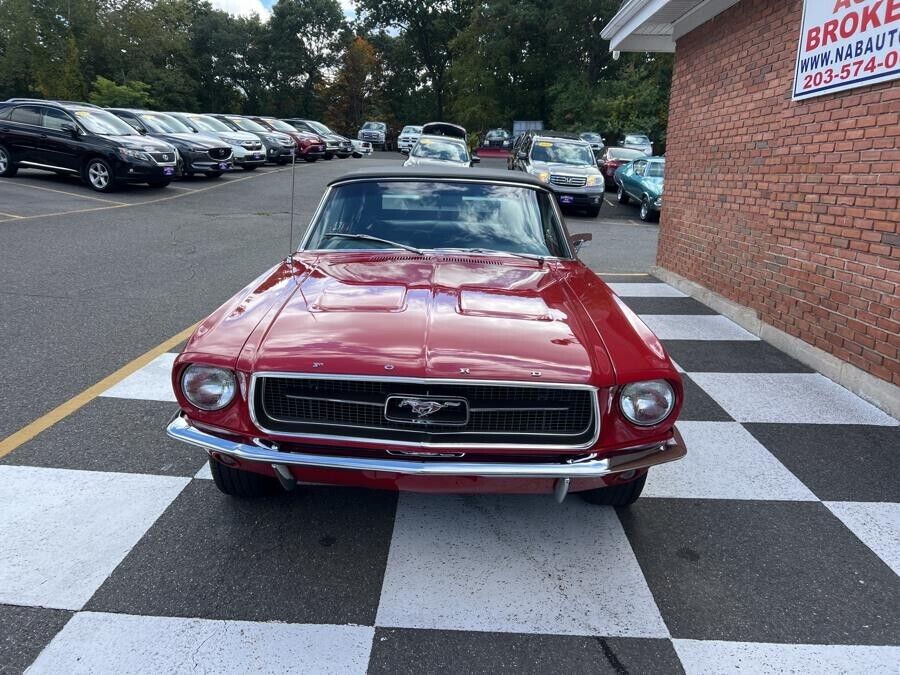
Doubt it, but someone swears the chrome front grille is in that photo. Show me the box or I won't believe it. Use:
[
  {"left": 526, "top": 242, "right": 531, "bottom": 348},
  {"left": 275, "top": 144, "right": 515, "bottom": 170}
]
[
  {"left": 550, "top": 175, "right": 587, "bottom": 187},
  {"left": 252, "top": 376, "right": 597, "bottom": 447}
]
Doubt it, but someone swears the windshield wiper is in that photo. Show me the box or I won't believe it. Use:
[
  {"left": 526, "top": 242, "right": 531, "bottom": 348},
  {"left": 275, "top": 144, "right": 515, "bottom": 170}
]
[
  {"left": 439, "top": 248, "right": 545, "bottom": 265},
  {"left": 322, "top": 232, "right": 425, "bottom": 255}
]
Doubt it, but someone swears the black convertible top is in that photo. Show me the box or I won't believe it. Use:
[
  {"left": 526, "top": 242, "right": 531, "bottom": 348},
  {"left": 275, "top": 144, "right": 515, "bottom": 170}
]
[{"left": 328, "top": 166, "right": 547, "bottom": 189}]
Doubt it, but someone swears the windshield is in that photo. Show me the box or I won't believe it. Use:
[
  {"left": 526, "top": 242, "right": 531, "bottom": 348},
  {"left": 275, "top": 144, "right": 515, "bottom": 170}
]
[
  {"left": 363, "top": 122, "right": 385, "bottom": 130},
  {"left": 75, "top": 110, "right": 137, "bottom": 136},
  {"left": 401, "top": 126, "right": 422, "bottom": 134},
  {"left": 307, "top": 120, "right": 332, "bottom": 135},
  {"left": 646, "top": 162, "right": 665, "bottom": 178},
  {"left": 265, "top": 119, "right": 296, "bottom": 132},
  {"left": 580, "top": 133, "right": 602, "bottom": 142},
  {"left": 186, "top": 115, "right": 230, "bottom": 133},
  {"left": 609, "top": 148, "right": 645, "bottom": 161},
  {"left": 139, "top": 112, "right": 191, "bottom": 134},
  {"left": 625, "top": 135, "right": 650, "bottom": 144},
  {"left": 486, "top": 130, "right": 508, "bottom": 139},
  {"left": 412, "top": 138, "right": 469, "bottom": 163},
  {"left": 530, "top": 141, "right": 594, "bottom": 166},
  {"left": 304, "top": 181, "right": 568, "bottom": 257},
  {"left": 230, "top": 117, "right": 267, "bottom": 132}
]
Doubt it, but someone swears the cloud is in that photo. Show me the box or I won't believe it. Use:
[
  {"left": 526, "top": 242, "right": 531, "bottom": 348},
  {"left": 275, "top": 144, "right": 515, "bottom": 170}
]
[{"left": 210, "top": 0, "right": 270, "bottom": 20}]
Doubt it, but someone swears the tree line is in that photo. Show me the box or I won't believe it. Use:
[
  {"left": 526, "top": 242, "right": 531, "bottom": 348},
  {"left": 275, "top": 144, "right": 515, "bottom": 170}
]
[{"left": 0, "top": 0, "right": 672, "bottom": 145}]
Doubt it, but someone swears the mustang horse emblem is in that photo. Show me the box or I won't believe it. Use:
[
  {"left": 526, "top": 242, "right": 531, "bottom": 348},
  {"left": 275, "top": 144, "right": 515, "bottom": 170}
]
[{"left": 398, "top": 398, "right": 462, "bottom": 418}]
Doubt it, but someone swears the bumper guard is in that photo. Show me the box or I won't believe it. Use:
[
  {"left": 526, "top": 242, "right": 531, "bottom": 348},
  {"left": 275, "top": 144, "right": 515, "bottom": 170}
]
[{"left": 166, "top": 414, "right": 686, "bottom": 480}]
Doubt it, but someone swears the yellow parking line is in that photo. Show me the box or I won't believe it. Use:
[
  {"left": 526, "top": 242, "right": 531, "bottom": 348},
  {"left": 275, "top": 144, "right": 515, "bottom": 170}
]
[
  {"left": 1, "top": 181, "right": 127, "bottom": 205},
  {"left": 0, "top": 322, "right": 199, "bottom": 459}
]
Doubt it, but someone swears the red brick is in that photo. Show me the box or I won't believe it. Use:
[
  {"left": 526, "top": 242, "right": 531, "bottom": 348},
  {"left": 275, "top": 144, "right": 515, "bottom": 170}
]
[{"left": 660, "top": 0, "right": 898, "bottom": 386}]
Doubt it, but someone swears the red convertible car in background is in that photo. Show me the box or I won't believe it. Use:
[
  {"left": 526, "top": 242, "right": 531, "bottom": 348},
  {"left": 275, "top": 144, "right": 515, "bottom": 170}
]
[
  {"left": 167, "top": 168, "right": 686, "bottom": 505},
  {"left": 599, "top": 147, "right": 648, "bottom": 189}
]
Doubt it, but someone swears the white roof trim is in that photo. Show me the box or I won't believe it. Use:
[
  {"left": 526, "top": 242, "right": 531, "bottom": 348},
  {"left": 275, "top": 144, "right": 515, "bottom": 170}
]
[{"left": 601, "top": 0, "right": 742, "bottom": 52}]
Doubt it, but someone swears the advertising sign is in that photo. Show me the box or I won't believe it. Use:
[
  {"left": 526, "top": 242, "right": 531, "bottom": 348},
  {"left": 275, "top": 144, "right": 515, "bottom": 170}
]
[{"left": 793, "top": 0, "right": 900, "bottom": 100}]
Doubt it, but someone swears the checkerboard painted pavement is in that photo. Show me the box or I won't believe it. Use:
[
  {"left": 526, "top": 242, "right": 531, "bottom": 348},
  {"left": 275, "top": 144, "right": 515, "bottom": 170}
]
[{"left": 2, "top": 275, "right": 898, "bottom": 674}]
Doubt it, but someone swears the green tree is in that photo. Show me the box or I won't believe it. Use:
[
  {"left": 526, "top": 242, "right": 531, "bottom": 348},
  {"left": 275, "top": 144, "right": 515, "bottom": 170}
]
[
  {"left": 88, "top": 75, "right": 153, "bottom": 107},
  {"left": 325, "top": 36, "right": 379, "bottom": 134},
  {"left": 266, "top": 0, "right": 348, "bottom": 117},
  {"left": 357, "top": 0, "right": 474, "bottom": 119}
]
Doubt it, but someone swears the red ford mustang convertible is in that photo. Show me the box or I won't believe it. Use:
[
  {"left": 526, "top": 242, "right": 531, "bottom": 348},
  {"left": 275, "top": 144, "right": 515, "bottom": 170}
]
[{"left": 167, "top": 168, "right": 686, "bottom": 505}]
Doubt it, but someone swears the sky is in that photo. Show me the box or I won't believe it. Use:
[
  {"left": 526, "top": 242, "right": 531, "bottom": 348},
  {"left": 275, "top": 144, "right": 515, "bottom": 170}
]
[{"left": 210, "top": 0, "right": 356, "bottom": 21}]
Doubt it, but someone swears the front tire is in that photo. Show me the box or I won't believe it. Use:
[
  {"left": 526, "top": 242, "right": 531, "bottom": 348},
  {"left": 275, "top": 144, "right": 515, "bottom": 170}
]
[
  {"left": 147, "top": 180, "right": 170, "bottom": 188},
  {"left": 209, "top": 456, "right": 280, "bottom": 498},
  {"left": 0, "top": 145, "right": 18, "bottom": 177},
  {"left": 205, "top": 171, "right": 223, "bottom": 179},
  {"left": 242, "top": 165, "right": 258, "bottom": 171},
  {"left": 84, "top": 158, "right": 116, "bottom": 192},
  {"left": 580, "top": 473, "right": 647, "bottom": 506},
  {"left": 617, "top": 184, "right": 629, "bottom": 205},
  {"left": 640, "top": 197, "right": 656, "bottom": 222},
  {"left": 304, "top": 157, "right": 317, "bottom": 163},
  {"left": 586, "top": 205, "right": 601, "bottom": 218}
]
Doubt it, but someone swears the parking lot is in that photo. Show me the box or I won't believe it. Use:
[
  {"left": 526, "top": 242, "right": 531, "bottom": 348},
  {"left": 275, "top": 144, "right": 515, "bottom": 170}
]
[{"left": 1, "top": 154, "right": 898, "bottom": 673}]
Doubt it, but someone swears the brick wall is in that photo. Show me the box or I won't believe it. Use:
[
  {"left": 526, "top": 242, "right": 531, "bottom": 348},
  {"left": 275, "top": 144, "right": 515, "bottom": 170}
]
[{"left": 660, "top": 0, "right": 899, "bottom": 385}]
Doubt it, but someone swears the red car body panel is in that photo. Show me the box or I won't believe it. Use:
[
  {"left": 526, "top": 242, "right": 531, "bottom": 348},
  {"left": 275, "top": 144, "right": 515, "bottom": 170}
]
[
  {"left": 250, "top": 116, "right": 326, "bottom": 157},
  {"left": 172, "top": 248, "right": 683, "bottom": 495}
]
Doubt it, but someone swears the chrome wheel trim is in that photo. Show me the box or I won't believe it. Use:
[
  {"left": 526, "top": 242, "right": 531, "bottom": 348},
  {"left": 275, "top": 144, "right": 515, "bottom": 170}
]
[
  {"left": 0, "top": 147, "right": 8, "bottom": 172},
  {"left": 640, "top": 200, "right": 649, "bottom": 220},
  {"left": 617, "top": 185, "right": 624, "bottom": 200},
  {"left": 88, "top": 161, "right": 109, "bottom": 189}
]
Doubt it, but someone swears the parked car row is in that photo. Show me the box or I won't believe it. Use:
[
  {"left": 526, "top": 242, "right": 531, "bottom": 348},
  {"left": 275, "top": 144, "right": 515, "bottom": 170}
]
[{"left": 0, "top": 98, "right": 372, "bottom": 193}]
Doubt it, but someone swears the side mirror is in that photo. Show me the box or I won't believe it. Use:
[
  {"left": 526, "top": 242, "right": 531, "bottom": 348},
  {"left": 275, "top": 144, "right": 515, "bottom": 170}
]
[
  {"left": 400, "top": 148, "right": 409, "bottom": 155},
  {"left": 571, "top": 232, "right": 593, "bottom": 254},
  {"left": 60, "top": 122, "right": 78, "bottom": 137},
  {"left": 471, "top": 156, "right": 481, "bottom": 164},
  {"left": 517, "top": 151, "right": 527, "bottom": 161}
]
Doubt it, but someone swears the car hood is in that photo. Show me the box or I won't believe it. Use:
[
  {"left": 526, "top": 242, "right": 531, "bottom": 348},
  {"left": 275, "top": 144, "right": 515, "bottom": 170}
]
[
  {"left": 532, "top": 162, "right": 601, "bottom": 176},
  {"left": 151, "top": 132, "right": 223, "bottom": 148},
  {"left": 220, "top": 131, "right": 259, "bottom": 144},
  {"left": 404, "top": 156, "right": 469, "bottom": 168},
  {"left": 110, "top": 135, "right": 175, "bottom": 152},
  {"left": 246, "top": 255, "right": 615, "bottom": 385}
]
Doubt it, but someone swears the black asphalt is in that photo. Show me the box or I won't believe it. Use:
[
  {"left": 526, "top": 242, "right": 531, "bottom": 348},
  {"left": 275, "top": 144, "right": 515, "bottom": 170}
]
[{"left": 0, "top": 153, "right": 654, "bottom": 439}]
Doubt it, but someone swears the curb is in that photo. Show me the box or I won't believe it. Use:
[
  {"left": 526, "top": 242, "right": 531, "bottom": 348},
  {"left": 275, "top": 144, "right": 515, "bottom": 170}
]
[{"left": 650, "top": 266, "right": 900, "bottom": 420}]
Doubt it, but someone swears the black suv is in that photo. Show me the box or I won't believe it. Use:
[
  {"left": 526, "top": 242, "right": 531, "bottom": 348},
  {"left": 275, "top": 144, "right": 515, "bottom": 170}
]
[
  {"left": 0, "top": 99, "right": 178, "bottom": 192},
  {"left": 107, "top": 109, "right": 233, "bottom": 178}
]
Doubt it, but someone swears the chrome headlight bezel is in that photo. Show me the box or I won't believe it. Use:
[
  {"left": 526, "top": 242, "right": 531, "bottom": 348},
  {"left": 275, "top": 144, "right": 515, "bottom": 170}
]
[
  {"left": 619, "top": 380, "right": 675, "bottom": 427},
  {"left": 117, "top": 147, "right": 150, "bottom": 161},
  {"left": 181, "top": 364, "right": 237, "bottom": 411}
]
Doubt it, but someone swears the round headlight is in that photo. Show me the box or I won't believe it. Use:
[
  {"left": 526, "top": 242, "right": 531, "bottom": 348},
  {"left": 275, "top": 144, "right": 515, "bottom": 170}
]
[
  {"left": 181, "top": 365, "right": 236, "bottom": 411},
  {"left": 620, "top": 380, "right": 675, "bottom": 427}
]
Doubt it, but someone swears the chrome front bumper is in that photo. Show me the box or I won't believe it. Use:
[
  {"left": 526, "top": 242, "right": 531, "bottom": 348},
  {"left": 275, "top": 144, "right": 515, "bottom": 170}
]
[{"left": 166, "top": 414, "right": 686, "bottom": 479}]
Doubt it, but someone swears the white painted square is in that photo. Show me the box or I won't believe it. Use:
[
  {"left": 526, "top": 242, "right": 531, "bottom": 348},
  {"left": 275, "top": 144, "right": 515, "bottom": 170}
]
[
  {"left": 100, "top": 352, "right": 178, "bottom": 402},
  {"left": 826, "top": 502, "right": 900, "bottom": 576},
  {"left": 607, "top": 283, "right": 687, "bottom": 297},
  {"left": 688, "top": 373, "right": 900, "bottom": 425},
  {"left": 376, "top": 494, "right": 668, "bottom": 637},
  {"left": 27, "top": 612, "right": 373, "bottom": 675},
  {"left": 639, "top": 315, "right": 759, "bottom": 341},
  {"left": 644, "top": 422, "right": 816, "bottom": 501},
  {"left": 673, "top": 639, "right": 900, "bottom": 675},
  {"left": 0, "top": 466, "right": 187, "bottom": 610}
]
